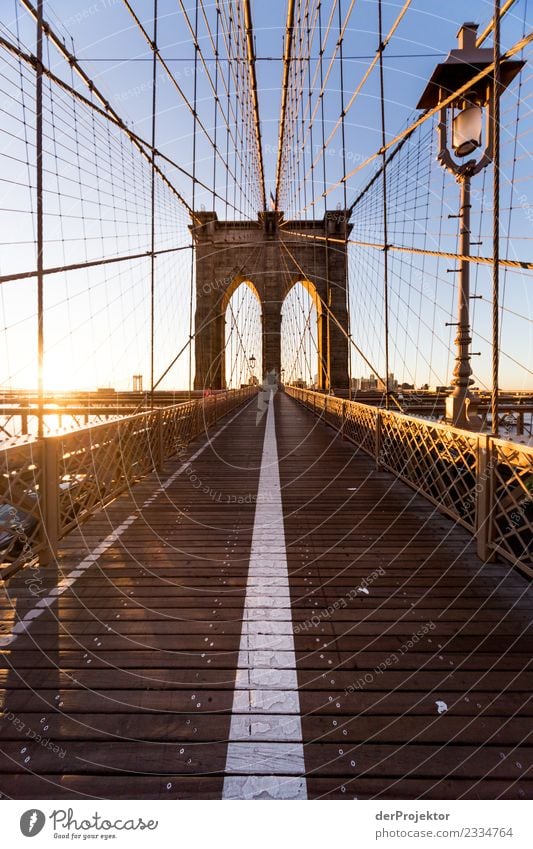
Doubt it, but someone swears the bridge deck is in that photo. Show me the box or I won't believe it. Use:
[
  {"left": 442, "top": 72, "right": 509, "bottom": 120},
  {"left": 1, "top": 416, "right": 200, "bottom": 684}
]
[{"left": 0, "top": 392, "right": 531, "bottom": 800}]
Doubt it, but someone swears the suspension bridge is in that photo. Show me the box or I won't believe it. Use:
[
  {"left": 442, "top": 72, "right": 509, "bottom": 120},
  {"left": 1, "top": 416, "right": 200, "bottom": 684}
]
[{"left": 0, "top": 0, "right": 532, "bottom": 800}]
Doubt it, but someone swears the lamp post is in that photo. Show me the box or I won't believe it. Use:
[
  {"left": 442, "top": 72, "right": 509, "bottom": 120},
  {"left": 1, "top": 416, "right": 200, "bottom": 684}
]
[
  {"left": 249, "top": 354, "right": 256, "bottom": 385},
  {"left": 417, "top": 22, "right": 523, "bottom": 430}
]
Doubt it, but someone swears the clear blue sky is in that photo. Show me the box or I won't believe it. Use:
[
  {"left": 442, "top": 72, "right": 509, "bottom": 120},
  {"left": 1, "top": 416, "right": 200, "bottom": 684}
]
[{"left": 0, "top": 0, "right": 531, "bottom": 390}]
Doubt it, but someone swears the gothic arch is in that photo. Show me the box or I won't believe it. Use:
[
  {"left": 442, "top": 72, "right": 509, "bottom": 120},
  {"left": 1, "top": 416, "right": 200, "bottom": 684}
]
[
  {"left": 281, "top": 278, "right": 326, "bottom": 389},
  {"left": 192, "top": 211, "right": 351, "bottom": 391},
  {"left": 223, "top": 278, "right": 262, "bottom": 389},
  {"left": 221, "top": 276, "right": 262, "bottom": 314}
]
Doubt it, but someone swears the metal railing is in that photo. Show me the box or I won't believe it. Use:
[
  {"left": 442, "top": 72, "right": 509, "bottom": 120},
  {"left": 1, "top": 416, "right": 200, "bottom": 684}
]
[
  {"left": 286, "top": 386, "right": 532, "bottom": 576},
  {"left": 0, "top": 388, "right": 255, "bottom": 575}
]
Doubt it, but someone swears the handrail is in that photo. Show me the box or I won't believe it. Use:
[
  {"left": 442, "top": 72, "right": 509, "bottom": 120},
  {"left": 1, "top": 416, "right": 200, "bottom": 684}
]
[
  {"left": 285, "top": 385, "right": 532, "bottom": 577},
  {"left": 0, "top": 387, "right": 256, "bottom": 576}
]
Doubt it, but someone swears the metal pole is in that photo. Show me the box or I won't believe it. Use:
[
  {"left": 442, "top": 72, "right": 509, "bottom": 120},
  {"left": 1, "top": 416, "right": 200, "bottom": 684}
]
[
  {"left": 318, "top": 3, "right": 330, "bottom": 392},
  {"left": 378, "top": 0, "right": 390, "bottom": 409},
  {"left": 188, "top": 0, "right": 199, "bottom": 399},
  {"left": 36, "top": 0, "right": 44, "bottom": 439},
  {"left": 150, "top": 0, "right": 158, "bottom": 409},
  {"left": 338, "top": 0, "right": 352, "bottom": 402},
  {"left": 447, "top": 175, "right": 477, "bottom": 428},
  {"left": 492, "top": 0, "right": 501, "bottom": 435},
  {"left": 212, "top": 5, "right": 220, "bottom": 212}
]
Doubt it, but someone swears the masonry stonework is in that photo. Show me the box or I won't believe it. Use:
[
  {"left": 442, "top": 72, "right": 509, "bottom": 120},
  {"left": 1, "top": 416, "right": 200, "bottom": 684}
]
[{"left": 192, "top": 210, "right": 352, "bottom": 392}]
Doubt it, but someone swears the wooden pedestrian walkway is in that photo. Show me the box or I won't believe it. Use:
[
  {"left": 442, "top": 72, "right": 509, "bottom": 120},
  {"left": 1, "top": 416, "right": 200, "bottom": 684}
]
[{"left": 0, "top": 391, "right": 531, "bottom": 800}]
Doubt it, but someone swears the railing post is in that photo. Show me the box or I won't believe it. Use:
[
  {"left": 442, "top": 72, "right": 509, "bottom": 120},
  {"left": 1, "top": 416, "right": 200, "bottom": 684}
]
[
  {"left": 341, "top": 400, "right": 346, "bottom": 437},
  {"left": 154, "top": 409, "right": 164, "bottom": 473},
  {"left": 196, "top": 398, "right": 202, "bottom": 438},
  {"left": 40, "top": 437, "right": 59, "bottom": 566},
  {"left": 475, "top": 434, "right": 495, "bottom": 562},
  {"left": 375, "top": 409, "right": 382, "bottom": 469}
]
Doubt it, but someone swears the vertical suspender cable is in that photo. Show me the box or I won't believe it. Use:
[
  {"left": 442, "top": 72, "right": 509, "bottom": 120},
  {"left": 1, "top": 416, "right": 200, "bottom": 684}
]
[
  {"left": 36, "top": 0, "right": 44, "bottom": 437},
  {"left": 378, "top": 0, "right": 391, "bottom": 408},
  {"left": 308, "top": 9, "right": 319, "bottom": 385},
  {"left": 308, "top": 11, "right": 316, "bottom": 309},
  {"left": 232, "top": 5, "right": 238, "bottom": 216},
  {"left": 492, "top": 0, "right": 501, "bottom": 434},
  {"left": 302, "top": 6, "right": 310, "bottom": 218},
  {"left": 243, "top": 0, "right": 267, "bottom": 211},
  {"left": 212, "top": 5, "right": 220, "bottom": 211},
  {"left": 189, "top": 0, "right": 199, "bottom": 397},
  {"left": 338, "top": 0, "right": 351, "bottom": 399},
  {"left": 225, "top": 2, "right": 231, "bottom": 222},
  {"left": 275, "top": 0, "right": 295, "bottom": 209},
  {"left": 150, "top": 0, "right": 158, "bottom": 407},
  {"left": 318, "top": 2, "right": 330, "bottom": 390}
]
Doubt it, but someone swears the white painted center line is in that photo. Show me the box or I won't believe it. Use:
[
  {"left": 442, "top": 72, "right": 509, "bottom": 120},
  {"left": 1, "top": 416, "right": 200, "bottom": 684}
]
[{"left": 223, "top": 391, "right": 307, "bottom": 801}]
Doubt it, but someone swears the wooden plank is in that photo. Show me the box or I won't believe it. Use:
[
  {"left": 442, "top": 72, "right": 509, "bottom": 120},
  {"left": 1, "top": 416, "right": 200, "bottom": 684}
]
[
  {"left": 276, "top": 393, "right": 533, "bottom": 798},
  {"left": 0, "top": 398, "right": 265, "bottom": 798},
  {"left": 0, "top": 741, "right": 531, "bottom": 779},
  {"left": 1, "top": 712, "right": 531, "bottom": 747},
  {"left": 0, "top": 392, "right": 531, "bottom": 800}
]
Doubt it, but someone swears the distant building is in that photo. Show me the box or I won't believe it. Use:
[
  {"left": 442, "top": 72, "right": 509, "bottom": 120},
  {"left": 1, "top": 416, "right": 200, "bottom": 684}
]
[
  {"left": 359, "top": 374, "right": 378, "bottom": 391},
  {"left": 377, "top": 373, "right": 398, "bottom": 392}
]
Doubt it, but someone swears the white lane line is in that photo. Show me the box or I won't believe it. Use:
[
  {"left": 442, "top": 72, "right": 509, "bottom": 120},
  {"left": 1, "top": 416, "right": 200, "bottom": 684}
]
[
  {"left": 223, "top": 390, "right": 307, "bottom": 801},
  {"left": 0, "top": 400, "right": 253, "bottom": 649}
]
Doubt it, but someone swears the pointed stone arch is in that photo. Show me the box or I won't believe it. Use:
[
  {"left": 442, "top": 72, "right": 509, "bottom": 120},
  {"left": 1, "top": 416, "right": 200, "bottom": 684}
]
[
  {"left": 192, "top": 211, "right": 351, "bottom": 392},
  {"left": 282, "top": 277, "right": 327, "bottom": 389},
  {"left": 221, "top": 276, "right": 262, "bottom": 314},
  {"left": 222, "top": 278, "right": 262, "bottom": 389}
]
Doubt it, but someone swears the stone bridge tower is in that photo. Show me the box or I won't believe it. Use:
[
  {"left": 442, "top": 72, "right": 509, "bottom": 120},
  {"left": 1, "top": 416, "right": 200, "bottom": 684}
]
[{"left": 191, "top": 210, "right": 352, "bottom": 392}]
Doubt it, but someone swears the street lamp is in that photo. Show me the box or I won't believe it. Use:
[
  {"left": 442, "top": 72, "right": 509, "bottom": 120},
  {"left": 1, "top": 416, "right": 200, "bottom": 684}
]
[
  {"left": 249, "top": 354, "right": 256, "bottom": 384},
  {"left": 417, "top": 22, "right": 523, "bottom": 430}
]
